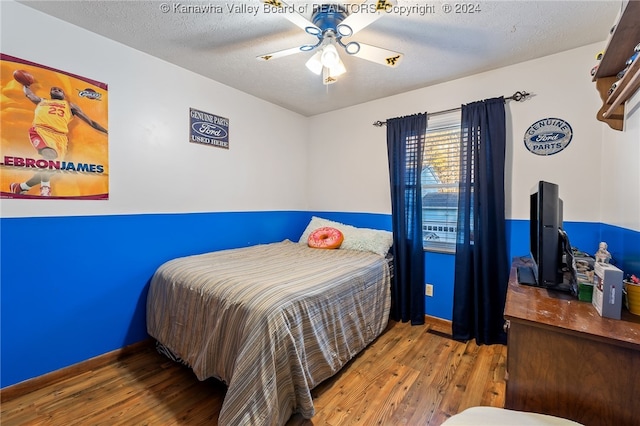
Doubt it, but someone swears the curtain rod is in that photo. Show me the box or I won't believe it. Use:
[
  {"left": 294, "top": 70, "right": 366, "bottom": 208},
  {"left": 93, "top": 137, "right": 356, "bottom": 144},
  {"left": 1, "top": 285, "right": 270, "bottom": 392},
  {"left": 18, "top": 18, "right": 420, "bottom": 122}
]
[{"left": 372, "top": 90, "right": 531, "bottom": 127}]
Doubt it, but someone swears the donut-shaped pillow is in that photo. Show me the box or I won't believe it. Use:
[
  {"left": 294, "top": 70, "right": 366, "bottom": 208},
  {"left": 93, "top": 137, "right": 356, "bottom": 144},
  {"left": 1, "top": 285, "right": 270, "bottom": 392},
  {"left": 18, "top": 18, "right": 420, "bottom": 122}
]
[{"left": 308, "top": 227, "right": 344, "bottom": 249}]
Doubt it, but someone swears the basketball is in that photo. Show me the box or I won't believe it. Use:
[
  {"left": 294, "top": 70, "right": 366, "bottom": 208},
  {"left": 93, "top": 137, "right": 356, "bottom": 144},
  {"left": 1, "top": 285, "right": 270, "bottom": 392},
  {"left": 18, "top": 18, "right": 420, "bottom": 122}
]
[{"left": 13, "top": 69, "right": 35, "bottom": 86}]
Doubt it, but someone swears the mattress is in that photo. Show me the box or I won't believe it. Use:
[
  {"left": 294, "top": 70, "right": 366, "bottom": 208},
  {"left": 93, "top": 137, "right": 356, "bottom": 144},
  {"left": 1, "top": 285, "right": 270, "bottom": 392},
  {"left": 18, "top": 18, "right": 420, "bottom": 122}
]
[{"left": 146, "top": 240, "right": 391, "bottom": 425}]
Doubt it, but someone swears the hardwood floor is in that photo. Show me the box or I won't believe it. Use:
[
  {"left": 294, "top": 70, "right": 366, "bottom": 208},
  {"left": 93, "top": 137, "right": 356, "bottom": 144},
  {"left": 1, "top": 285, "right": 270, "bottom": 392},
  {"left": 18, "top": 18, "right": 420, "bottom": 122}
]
[{"left": 1, "top": 317, "right": 506, "bottom": 425}]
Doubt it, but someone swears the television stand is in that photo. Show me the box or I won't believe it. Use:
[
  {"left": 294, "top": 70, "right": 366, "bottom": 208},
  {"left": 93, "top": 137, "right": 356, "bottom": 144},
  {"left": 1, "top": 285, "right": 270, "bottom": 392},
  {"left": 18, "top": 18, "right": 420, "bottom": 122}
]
[{"left": 505, "top": 258, "right": 640, "bottom": 425}]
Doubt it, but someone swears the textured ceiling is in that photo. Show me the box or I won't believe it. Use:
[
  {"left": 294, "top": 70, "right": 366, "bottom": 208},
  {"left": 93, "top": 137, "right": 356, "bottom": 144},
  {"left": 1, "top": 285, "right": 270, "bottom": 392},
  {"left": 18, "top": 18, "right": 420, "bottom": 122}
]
[{"left": 18, "top": 0, "right": 622, "bottom": 116}]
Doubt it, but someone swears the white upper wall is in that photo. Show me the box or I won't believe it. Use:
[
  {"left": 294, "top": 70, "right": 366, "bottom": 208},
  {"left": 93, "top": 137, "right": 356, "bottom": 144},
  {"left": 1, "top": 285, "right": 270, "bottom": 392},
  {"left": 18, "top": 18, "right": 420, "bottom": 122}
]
[
  {"left": 307, "top": 42, "right": 640, "bottom": 232},
  {"left": 0, "top": 1, "right": 309, "bottom": 218},
  {"left": 600, "top": 89, "right": 640, "bottom": 231},
  {"left": 3, "top": 1, "right": 638, "bottom": 232}
]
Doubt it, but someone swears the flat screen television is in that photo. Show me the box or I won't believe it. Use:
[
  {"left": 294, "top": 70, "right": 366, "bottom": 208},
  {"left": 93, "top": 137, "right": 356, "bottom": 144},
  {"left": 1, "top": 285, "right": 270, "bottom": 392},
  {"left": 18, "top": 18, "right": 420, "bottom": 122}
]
[
  {"left": 530, "top": 180, "right": 564, "bottom": 287},
  {"left": 517, "top": 181, "right": 566, "bottom": 288}
]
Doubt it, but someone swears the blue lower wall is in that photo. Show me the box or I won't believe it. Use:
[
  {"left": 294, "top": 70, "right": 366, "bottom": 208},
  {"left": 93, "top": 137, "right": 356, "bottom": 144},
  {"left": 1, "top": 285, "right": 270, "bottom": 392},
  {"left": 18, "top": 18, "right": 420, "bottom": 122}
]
[
  {"left": 2, "top": 211, "right": 638, "bottom": 388},
  {"left": 0, "top": 211, "right": 312, "bottom": 388},
  {"left": 424, "top": 220, "right": 639, "bottom": 321},
  {"left": 600, "top": 223, "right": 640, "bottom": 277}
]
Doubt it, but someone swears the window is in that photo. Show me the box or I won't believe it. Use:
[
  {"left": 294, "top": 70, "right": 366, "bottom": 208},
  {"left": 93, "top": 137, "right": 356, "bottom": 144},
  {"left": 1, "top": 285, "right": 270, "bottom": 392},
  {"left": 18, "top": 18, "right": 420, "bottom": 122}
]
[{"left": 421, "top": 112, "right": 461, "bottom": 253}]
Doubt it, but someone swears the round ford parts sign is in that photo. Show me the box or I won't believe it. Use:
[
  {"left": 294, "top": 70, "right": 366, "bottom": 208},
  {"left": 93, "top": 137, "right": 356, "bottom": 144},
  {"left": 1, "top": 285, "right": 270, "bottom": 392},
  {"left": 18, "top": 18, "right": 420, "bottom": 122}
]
[{"left": 524, "top": 118, "right": 572, "bottom": 156}]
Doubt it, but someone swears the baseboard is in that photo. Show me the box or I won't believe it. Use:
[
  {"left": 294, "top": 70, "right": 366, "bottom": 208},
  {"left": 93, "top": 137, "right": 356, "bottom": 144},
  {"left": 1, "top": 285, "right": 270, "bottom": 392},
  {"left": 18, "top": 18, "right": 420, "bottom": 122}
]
[
  {"left": 424, "top": 314, "right": 455, "bottom": 339},
  {"left": 0, "top": 338, "right": 153, "bottom": 402},
  {"left": 425, "top": 314, "right": 452, "bottom": 328}
]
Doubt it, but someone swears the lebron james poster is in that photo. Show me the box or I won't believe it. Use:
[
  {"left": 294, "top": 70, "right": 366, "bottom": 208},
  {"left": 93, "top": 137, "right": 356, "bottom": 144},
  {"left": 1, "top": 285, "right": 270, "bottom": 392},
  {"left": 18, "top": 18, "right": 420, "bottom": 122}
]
[{"left": 1, "top": 54, "right": 109, "bottom": 200}]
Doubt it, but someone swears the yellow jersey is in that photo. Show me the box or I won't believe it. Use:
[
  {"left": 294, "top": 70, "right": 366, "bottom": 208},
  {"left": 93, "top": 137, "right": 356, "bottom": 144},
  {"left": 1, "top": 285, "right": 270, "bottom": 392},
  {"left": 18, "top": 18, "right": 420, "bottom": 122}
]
[{"left": 33, "top": 99, "right": 73, "bottom": 134}]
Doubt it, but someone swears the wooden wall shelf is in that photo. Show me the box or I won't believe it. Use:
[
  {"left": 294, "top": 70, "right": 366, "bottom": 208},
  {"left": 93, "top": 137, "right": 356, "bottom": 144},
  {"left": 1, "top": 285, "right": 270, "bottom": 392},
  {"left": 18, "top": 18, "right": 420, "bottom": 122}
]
[{"left": 593, "top": 1, "right": 640, "bottom": 131}]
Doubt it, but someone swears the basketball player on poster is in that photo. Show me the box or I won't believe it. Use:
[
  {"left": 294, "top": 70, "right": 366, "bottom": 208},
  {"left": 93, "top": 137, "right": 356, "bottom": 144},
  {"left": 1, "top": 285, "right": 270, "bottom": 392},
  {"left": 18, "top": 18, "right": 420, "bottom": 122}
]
[{"left": 9, "top": 70, "right": 108, "bottom": 197}]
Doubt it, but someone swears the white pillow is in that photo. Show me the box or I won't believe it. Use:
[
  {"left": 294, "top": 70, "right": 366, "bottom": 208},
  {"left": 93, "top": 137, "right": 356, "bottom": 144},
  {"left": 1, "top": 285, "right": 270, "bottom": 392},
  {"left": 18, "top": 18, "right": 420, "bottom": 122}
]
[{"left": 298, "top": 216, "right": 393, "bottom": 256}]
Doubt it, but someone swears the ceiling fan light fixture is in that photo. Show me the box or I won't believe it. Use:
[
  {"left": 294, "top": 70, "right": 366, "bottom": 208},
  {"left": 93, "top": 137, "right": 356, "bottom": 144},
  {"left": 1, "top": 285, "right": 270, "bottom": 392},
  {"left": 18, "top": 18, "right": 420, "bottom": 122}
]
[
  {"left": 329, "top": 59, "right": 346, "bottom": 77},
  {"left": 305, "top": 50, "right": 323, "bottom": 75},
  {"left": 320, "top": 44, "right": 340, "bottom": 68},
  {"left": 257, "top": 0, "right": 400, "bottom": 86}
]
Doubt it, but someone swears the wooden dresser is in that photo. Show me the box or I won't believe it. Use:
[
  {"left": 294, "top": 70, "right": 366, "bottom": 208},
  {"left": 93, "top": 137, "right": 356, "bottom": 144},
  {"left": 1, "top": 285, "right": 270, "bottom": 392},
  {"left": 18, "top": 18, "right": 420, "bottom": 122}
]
[{"left": 504, "top": 259, "right": 640, "bottom": 426}]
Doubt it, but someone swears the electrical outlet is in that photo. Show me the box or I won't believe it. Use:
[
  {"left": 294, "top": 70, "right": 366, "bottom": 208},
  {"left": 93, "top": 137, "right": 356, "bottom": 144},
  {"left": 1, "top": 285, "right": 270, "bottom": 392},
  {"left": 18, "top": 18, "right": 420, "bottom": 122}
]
[{"left": 425, "top": 284, "right": 433, "bottom": 297}]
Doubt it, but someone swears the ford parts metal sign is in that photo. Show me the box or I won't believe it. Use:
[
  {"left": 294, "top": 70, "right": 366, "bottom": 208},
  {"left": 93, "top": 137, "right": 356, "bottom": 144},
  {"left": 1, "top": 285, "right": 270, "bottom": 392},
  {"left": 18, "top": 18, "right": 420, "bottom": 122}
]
[
  {"left": 190, "top": 108, "right": 229, "bottom": 149},
  {"left": 524, "top": 118, "right": 572, "bottom": 156}
]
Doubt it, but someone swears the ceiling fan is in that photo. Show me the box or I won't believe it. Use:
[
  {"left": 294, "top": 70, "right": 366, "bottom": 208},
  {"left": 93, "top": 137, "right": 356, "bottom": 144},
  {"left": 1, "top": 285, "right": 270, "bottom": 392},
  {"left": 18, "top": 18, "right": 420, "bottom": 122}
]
[{"left": 257, "top": 0, "right": 403, "bottom": 85}]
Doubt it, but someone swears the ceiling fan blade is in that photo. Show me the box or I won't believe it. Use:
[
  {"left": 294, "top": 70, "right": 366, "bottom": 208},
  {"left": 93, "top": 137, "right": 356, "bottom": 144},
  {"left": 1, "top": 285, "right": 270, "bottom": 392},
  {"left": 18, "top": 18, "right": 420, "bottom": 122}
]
[
  {"left": 323, "top": 66, "right": 338, "bottom": 85},
  {"left": 257, "top": 46, "right": 304, "bottom": 62},
  {"left": 338, "top": 0, "right": 397, "bottom": 36},
  {"left": 261, "top": 0, "right": 321, "bottom": 35},
  {"left": 351, "top": 42, "right": 403, "bottom": 68}
]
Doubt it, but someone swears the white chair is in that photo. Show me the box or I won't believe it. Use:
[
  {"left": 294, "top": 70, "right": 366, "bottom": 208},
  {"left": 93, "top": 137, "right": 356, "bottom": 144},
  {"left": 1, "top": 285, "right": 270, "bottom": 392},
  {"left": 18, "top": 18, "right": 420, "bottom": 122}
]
[{"left": 441, "top": 406, "right": 583, "bottom": 426}]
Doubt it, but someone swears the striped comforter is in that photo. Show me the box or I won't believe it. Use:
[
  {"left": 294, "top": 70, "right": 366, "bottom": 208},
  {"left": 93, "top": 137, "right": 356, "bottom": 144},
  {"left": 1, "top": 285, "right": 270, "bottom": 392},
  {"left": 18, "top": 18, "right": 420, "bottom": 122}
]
[{"left": 146, "top": 240, "right": 391, "bottom": 425}]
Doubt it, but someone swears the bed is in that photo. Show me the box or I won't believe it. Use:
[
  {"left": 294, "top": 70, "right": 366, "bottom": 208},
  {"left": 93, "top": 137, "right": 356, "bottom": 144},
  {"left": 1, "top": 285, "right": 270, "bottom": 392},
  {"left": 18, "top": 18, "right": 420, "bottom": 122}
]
[{"left": 146, "top": 218, "right": 393, "bottom": 425}]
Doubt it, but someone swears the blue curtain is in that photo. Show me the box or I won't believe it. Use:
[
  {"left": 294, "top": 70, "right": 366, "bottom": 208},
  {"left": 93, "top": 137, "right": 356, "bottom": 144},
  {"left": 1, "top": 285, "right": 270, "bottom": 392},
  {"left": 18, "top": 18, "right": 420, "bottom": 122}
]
[
  {"left": 452, "top": 98, "right": 509, "bottom": 345},
  {"left": 386, "top": 113, "right": 427, "bottom": 325}
]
